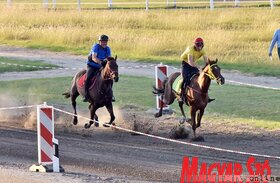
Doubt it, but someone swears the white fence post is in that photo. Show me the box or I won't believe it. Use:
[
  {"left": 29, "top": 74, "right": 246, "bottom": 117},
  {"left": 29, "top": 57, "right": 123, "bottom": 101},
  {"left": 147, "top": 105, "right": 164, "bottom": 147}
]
[
  {"left": 7, "top": 0, "right": 12, "bottom": 6},
  {"left": 77, "top": 0, "right": 81, "bottom": 11},
  {"left": 270, "top": 0, "right": 274, "bottom": 8},
  {"left": 52, "top": 0, "right": 56, "bottom": 9},
  {"left": 43, "top": 0, "right": 48, "bottom": 9},
  {"left": 174, "top": 0, "right": 176, "bottom": 7},
  {"left": 235, "top": 0, "right": 240, "bottom": 7},
  {"left": 210, "top": 0, "right": 214, "bottom": 9},
  {"left": 108, "top": 0, "right": 112, "bottom": 8},
  {"left": 146, "top": 0, "right": 149, "bottom": 10}
]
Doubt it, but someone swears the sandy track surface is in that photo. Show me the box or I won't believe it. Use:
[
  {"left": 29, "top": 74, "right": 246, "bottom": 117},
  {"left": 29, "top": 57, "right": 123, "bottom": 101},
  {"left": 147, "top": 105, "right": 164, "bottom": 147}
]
[
  {"left": 0, "top": 106, "right": 280, "bottom": 183},
  {"left": 0, "top": 45, "right": 279, "bottom": 182}
]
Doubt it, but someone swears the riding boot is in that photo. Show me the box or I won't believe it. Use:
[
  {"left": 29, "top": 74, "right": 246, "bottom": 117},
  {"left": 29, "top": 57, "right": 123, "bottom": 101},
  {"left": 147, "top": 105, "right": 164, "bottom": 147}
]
[
  {"left": 208, "top": 97, "right": 215, "bottom": 103},
  {"left": 179, "top": 85, "right": 186, "bottom": 104},
  {"left": 112, "top": 95, "right": 116, "bottom": 102},
  {"left": 83, "top": 79, "right": 90, "bottom": 102}
]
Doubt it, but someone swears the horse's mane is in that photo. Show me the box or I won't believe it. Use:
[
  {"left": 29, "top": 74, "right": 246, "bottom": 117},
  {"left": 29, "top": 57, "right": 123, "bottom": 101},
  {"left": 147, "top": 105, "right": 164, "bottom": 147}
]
[{"left": 107, "top": 57, "right": 115, "bottom": 61}]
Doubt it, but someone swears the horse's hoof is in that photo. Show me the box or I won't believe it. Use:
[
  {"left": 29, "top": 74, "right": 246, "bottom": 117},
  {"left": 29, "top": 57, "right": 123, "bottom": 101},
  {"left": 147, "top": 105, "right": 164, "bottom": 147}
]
[
  {"left": 154, "top": 113, "right": 162, "bottom": 118},
  {"left": 84, "top": 123, "right": 91, "bottom": 129},
  {"left": 73, "top": 120, "right": 78, "bottom": 125},
  {"left": 94, "top": 122, "right": 99, "bottom": 127},
  {"left": 186, "top": 118, "right": 191, "bottom": 124},
  {"left": 191, "top": 136, "right": 205, "bottom": 142},
  {"left": 179, "top": 118, "right": 186, "bottom": 124}
]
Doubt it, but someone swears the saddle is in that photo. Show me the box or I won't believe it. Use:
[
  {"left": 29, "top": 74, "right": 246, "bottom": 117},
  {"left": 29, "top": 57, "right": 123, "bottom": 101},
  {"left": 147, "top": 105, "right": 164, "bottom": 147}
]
[
  {"left": 77, "top": 73, "right": 97, "bottom": 89},
  {"left": 172, "top": 73, "right": 199, "bottom": 94}
]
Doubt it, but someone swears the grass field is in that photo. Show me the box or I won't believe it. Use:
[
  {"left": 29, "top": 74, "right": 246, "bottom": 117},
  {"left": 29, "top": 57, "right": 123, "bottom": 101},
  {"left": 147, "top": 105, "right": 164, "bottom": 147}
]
[
  {"left": 0, "top": 6, "right": 280, "bottom": 76},
  {"left": 0, "top": 57, "right": 58, "bottom": 73},
  {"left": 0, "top": 75, "right": 279, "bottom": 130}
]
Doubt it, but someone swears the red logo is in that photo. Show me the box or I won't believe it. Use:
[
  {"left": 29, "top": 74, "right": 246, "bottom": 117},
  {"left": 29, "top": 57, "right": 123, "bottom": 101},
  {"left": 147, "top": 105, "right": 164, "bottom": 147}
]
[{"left": 180, "top": 156, "right": 271, "bottom": 183}]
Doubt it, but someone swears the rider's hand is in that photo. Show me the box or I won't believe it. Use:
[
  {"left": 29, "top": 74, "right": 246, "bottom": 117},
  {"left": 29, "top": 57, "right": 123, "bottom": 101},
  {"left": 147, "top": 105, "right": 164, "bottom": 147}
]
[{"left": 101, "top": 60, "right": 107, "bottom": 67}]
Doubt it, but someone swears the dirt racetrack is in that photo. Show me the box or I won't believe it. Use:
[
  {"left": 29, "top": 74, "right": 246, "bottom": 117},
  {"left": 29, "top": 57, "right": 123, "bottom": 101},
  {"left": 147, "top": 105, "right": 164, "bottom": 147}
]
[
  {"left": 0, "top": 104, "right": 279, "bottom": 183},
  {"left": 0, "top": 46, "right": 279, "bottom": 182}
]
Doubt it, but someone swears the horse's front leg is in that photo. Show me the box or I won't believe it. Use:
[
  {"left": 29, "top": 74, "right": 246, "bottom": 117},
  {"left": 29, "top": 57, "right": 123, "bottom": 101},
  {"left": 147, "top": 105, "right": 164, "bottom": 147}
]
[
  {"left": 190, "top": 106, "right": 197, "bottom": 138},
  {"left": 178, "top": 100, "right": 191, "bottom": 124},
  {"left": 103, "top": 102, "right": 115, "bottom": 127},
  {"left": 88, "top": 104, "right": 99, "bottom": 127},
  {"left": 84, "top": 104, "right": 98, "bottom": 129},
  {"left": 196, "top": 109, "right": 204, "bottom": 128}
]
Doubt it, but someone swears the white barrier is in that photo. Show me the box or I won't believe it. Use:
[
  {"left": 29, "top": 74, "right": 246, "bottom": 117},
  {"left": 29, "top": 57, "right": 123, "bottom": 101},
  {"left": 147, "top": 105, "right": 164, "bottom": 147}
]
[{"left": 29, "top": 102, "right": 64, "bottom": 173}]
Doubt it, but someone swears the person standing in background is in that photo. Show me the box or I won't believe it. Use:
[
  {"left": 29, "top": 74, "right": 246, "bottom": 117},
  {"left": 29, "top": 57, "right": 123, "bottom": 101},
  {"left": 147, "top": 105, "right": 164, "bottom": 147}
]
[{"left": 269, "top": 28, "right": 280, "bottom": 60}]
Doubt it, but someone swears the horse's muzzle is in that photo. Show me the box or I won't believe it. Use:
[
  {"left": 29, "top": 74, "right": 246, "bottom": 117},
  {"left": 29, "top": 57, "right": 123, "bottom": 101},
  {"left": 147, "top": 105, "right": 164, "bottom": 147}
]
[{"left": 217, "top": 76, "right": 225, "bottom": 85}]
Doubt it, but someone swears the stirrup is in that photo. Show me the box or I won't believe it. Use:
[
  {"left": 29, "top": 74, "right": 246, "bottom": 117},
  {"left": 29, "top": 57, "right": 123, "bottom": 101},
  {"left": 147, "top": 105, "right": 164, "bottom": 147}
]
[{"left": 82, "top": 95, "right": 89, "bottom": 102}]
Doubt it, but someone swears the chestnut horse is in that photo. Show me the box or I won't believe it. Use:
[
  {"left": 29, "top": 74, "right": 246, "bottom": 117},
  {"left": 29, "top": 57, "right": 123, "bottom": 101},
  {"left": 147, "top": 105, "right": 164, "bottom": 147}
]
[
  {"left": 63, "top": 56, "right": 119, "bottom": 128},
  {"left": 153, "top": 59, "right": 225, "bottom": 139}
]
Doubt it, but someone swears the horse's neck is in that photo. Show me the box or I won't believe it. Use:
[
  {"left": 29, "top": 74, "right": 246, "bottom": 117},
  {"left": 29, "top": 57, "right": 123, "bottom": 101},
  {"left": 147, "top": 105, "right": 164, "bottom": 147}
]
[
  {"left": 101, "top": 67, "right": 109, "bottom": 80},
  {"left": 198, "top": 70, "right": 211, "bottom": 93},
  {"left": 99, "top": 68, "right": 112, "bottom": 90}
]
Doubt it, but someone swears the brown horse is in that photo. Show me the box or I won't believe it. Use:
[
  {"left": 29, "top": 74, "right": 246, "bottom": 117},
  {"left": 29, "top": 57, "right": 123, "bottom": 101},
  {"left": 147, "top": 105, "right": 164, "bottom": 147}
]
[
  {"left": 153, "top": 59, "right": 225, "bottom": 139},
  {"left": 63, "top": 56, "right": 119, "bottom": 128}
]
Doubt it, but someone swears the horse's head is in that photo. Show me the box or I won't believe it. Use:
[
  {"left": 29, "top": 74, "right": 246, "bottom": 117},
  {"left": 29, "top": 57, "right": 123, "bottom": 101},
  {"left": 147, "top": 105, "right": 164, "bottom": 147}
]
[
  {"left": 103, "top": 55, "right": 119, "bottom": 82},
  {"left": 203, "top": 58, "right": 225, "bottom": 85}
]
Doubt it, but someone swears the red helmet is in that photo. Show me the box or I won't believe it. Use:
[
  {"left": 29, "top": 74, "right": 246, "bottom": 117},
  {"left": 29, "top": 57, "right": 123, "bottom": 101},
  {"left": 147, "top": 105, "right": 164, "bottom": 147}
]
[{"left": 194, "top": 37, "right": 204, "bottom": 48}]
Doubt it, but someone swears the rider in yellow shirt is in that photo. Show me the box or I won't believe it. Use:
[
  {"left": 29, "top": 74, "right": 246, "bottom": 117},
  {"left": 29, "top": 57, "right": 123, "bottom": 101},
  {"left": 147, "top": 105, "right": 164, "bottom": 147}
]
[{"left": 180, "top": 37, "right": 214, "bottom": 103}]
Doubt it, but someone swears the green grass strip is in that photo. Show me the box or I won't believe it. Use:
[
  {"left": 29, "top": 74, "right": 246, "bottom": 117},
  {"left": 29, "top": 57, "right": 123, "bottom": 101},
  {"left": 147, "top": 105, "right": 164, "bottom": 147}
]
[
  {"left": 0, "top": 75, "right": 279, "bottom": 130},
  {"left": 0, "top": 57, "right": 58, "bottom": 73}
]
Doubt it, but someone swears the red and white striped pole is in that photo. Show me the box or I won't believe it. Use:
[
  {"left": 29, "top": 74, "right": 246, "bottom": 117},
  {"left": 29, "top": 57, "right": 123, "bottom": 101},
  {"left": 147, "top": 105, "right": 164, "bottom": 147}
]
[
  {"left": 155, "top": 63, "right": 169, "bottom": 110},
  {"left": 30, "top": 102, "right": 63, "bottom": 173}
]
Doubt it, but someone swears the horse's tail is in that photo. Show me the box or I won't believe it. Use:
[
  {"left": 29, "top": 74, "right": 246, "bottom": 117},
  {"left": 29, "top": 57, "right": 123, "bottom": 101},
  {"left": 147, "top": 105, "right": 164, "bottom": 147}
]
[
  {"left": 152, "top": 78, "right": 167, "bottom": 95},
  {"left": 62, "top": 91, "right": 71, "bottom": 98}
]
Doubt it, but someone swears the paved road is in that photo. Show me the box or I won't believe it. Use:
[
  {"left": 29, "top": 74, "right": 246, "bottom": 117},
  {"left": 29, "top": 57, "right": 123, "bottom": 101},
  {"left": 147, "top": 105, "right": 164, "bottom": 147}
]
[{"left": 1, "top": 45, "right": 280, "bottom": 90}]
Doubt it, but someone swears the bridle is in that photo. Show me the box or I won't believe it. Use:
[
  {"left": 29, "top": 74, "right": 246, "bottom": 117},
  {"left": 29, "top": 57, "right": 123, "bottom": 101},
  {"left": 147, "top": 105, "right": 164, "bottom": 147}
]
[
  {"left": 103, "top": 61, "right": 118, "bottom": 81},
  {"left": 203, "top": 63, "right": 221, "bottom": 81}
]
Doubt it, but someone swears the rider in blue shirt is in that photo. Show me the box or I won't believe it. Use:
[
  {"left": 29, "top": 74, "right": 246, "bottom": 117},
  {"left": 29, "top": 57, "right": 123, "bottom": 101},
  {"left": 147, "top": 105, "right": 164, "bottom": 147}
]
[
  {"left": 83, "top": 34, "right": 112, "bottom": 102},
  {"left": 269, "top": 28, "right": 280, "bottom": 60}
]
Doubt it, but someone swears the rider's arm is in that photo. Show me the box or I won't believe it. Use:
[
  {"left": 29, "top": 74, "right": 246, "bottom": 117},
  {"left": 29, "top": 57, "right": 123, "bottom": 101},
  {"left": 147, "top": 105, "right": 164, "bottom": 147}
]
[
  {"left": 92, "top": 53, "right": 103, "bottom": 65},
  {"left": 269, "top": 29, "right": 279, "bottom": 56}
]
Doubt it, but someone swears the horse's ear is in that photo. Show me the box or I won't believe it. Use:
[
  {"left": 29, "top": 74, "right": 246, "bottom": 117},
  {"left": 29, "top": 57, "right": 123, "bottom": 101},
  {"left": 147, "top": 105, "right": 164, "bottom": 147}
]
[
  {"left": 215, "top": 58, "right": 218, "bottom": 63},
  {"left": 115, "top": 55, "right": 117, "bottom": 61}
]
